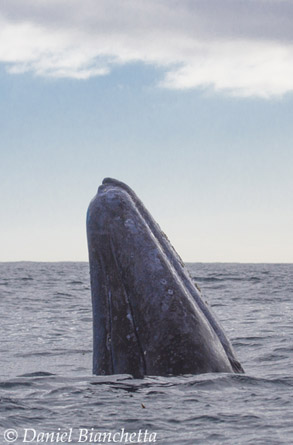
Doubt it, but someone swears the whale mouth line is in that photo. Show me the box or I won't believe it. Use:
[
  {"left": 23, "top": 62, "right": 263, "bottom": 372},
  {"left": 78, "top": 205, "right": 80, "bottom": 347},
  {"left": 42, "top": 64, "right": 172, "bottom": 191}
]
[{"left": 108, "top": 235, "right": 147, "bottom": 377}]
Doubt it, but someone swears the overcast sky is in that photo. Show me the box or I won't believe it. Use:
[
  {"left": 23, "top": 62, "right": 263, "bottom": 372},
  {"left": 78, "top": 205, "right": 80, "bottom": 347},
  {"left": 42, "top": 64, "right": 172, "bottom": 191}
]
[{"left": 1, "top": 0, "right": 292, "bottom": 262}]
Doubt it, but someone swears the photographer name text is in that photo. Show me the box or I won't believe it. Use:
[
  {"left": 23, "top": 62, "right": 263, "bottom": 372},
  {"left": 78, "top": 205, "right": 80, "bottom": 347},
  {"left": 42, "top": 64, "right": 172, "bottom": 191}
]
[{"left": 3, "top": 427, "right": 157, "bottom": 443}]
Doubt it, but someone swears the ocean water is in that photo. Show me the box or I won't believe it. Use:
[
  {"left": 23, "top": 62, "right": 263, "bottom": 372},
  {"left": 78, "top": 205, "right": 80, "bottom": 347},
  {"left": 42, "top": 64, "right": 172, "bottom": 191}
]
[{"left": 0, "top": 262, "right": 292, "bottom": 444}]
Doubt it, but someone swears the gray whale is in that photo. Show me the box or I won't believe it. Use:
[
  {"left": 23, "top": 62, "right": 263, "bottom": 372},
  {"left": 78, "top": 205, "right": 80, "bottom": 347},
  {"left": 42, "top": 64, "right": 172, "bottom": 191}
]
[{"left": 87, "top": 178, "right": 244, "bottom": 378}]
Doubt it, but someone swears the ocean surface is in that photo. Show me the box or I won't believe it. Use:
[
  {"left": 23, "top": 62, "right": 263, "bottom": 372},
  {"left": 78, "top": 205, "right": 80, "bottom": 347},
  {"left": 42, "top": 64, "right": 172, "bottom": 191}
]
[{"left": 0, "top": 262, "right": 292, "bottom": 444}]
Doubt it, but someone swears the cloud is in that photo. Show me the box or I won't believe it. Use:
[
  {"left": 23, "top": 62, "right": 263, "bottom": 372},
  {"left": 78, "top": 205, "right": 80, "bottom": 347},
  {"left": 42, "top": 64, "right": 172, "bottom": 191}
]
[{"left": 1, "top": 0, "right": 293, "bottom": 97}]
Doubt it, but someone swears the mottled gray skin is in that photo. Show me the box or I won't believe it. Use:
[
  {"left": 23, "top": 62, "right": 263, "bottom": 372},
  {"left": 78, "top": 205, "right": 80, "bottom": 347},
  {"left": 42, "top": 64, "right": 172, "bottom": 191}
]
[{"left": 87, "top": 178, "right": 244, "bottom": 378}]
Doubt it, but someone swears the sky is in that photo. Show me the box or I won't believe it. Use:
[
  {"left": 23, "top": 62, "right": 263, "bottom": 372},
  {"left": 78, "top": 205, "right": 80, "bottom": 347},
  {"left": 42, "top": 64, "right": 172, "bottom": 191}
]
[{"left": 0, "top": 0, "right": 292, "bottom": 263}]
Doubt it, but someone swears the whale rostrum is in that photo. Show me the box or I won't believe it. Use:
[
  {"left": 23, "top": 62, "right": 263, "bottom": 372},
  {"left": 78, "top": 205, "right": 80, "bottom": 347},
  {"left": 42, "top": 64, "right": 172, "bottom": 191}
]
[{"left": 86, "top": 178, "right": 244, "bottom": 378}]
